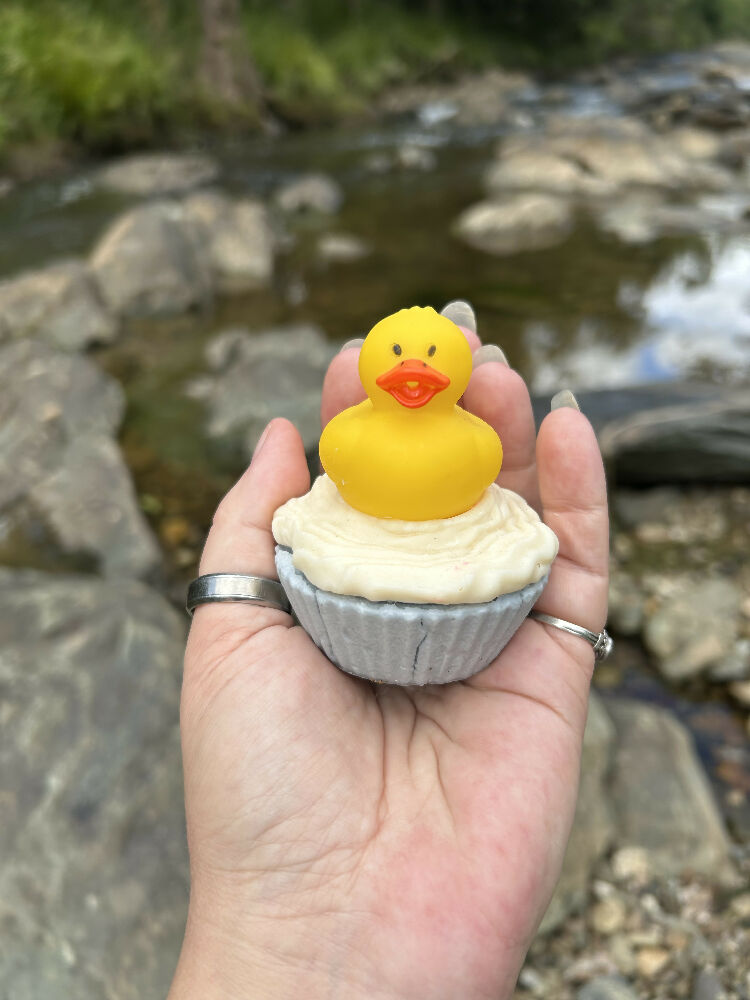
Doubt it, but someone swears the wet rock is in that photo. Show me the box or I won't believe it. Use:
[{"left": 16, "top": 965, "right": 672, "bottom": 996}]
[
  {"left": 605, "top": 700, "right": 732, "bottom": 879},
  {"left": 0, "top": 176, "right": 13, "bottom": 198},
  {"left": 643, "top": 577, "right": 741, "bottom": 681},
  {"left": 597, "top": 389, "right": 750, "bottom": 485},
  {"left": 192, "top": 324, "right": 334, "bottom": 456},
  {"left": 183, "top": 190, "right": 275, "bottom": 293},
  {"left": 274, "top": 173, "right": 343, "bottom": 214},
  {"left": 381, "top": 68, "right": 530, "bottom": 126},
  {"left": 541, "top": 693, "right": 616, "bottom": 932},
  {"left": 486, "top": 147, "right": 615, "bottom": 197},
  {"left": 316, "top": 232, "right": 370, "bottom": 264},
  {"left": 90, "top": 200, "right": 212, "bottom": 318},
  {"left": 577, "top": 975, "right": 639, "bottom": 1000},
  {"left": 395, "top": 144, "right": 437, "bottom": 171},
  {"left": 0, "top": 568, "right": 187, "bottom": 1000},
  {"left": 96, "top": 151, "right": 219, "bottom": 196},
  {"left": 0, "top": 340, "right": 160, "bottom": 578},
  {"left": 454, "top": 194, "right": 573, "bottom": 256},
  {"left": 0, "top": 259, "right": 117, "bottom": 350}
]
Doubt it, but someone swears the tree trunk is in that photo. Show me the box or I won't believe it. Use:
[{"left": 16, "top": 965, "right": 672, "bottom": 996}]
[{"left": 199, "top": 0, "right": 262, "bottom": 112}]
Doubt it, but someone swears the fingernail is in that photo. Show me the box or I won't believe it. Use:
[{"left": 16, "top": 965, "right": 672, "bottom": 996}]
[
  {"left": 252, "top": 421, "right": 273, "bottom": 459},
  {"left": 339, "top": 337, "right": 365, "bottom": 353},
  {"left": 440, "top": 300, "right": 476, "bottom": 333},
  {"left": 472, "top": 344, "right": 508, "bottom": 369},
  {"left": 551, "top": 389, "right": 580, "bottom": 412}
]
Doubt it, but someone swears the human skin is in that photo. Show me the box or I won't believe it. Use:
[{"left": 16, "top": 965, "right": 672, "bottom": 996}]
[{"left": 168, "top": 320, "right": 609, "bottom": 1000}]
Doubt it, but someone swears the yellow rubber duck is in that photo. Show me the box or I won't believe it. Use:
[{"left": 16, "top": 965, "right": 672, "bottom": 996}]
[{"left": 320, "top": 305, "right": 503, "bottom": 520}]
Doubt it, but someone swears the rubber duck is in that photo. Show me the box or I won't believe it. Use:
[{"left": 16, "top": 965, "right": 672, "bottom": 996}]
[{"left": 320, "top": 305, "right": 503, "bottom": 520}]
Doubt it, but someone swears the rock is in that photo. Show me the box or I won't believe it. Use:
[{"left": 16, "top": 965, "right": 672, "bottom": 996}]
[
  {"left": 90, "top": 201, "right": 212, "bottom": 318},
  {"left": 611, "top": 846, "right": 652, "bottom": 884},
  {"left": 454, "top": 194, "right": 573, "bottom": 256},
  {"left": 274, "top": 173, "right": 343, "bottom": 214},
  {"left": 0, "top": 259, "right": 118, "bottom": 350},
  {"left": 0, "top": 176, "right": 14, "bottom": 198},
  {"left": 541, "top": 693, "right": 616, "bottom": 932},
  {"left": 590, "top": 897, "right": 627, "bottom": 936},
  {"left": 183, "top": 190, "right": 275, "bottom": 293},
  {"left": 0, "top": 568, "right": 187, "bottom": 1000},
  {"left": 486, "top": 146, "right": 616, "bottom": 197},
  {"left": 608, "top": 572, "right": 644, "bottom": 637},
  {"left": 316, "top": 233, "right": 370, "bottom": 264},
  {"left": 0, "top": 340, "right": 160, "bottom": 578},
  {"left": 597, "top": 389, "right": 750, "bottom": 486},
  {"left": 636, "top": 946, "right": 671, "bottom": 978},
  {"left": 597, "top": 192, "right": 739, "bottom": 245},
  {"left": 643, "top": 577, "right": 741, "bottom": 681},
  {"left": 605, "top": 699, "right": 732, "bottom": 879},
  {"left": 577, "top": 975, "right": 639, "bottom": 1000},
  {"left": 692, "top": 968, "right": 726, "bottom": 1000},
  {"left": 728, "top": 679, "right": 750, "bottom": 706},
  {"left": 489, "top": 116, "right": 734, "bottom": 201},
  {"left": 395, "top": 144, "right": 437, "bottom": 171},
  {"left": 193, "top": 324, "right": 335, "bottom": 456},
  {"left": 96, "top": 151, "right": 219, "bottom": 196}
]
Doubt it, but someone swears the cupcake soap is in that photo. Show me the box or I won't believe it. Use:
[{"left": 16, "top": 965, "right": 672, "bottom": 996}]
[{"left": 272, "top": 305, "right": 558, "bottom": 685}]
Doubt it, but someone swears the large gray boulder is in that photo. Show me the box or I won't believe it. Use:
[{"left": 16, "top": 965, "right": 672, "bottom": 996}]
[
  {"left": 0, "top": 569, "right": 187, "bottom": 1000},
  {"left": 183, "top": 190, "right": 275, "bottom": 293},
  {"left": 454, "top": 194, "right": 573, "bottom": 255},
  {"left": 605, "top": 700, "right": 732, "bottom": 879},
  {"left": 0, "top": 259, "right": 117, "bottom": 350},
  {"left": 541, "top": 692, "right": 616, "bottom": 932},
  {"left": 188, "top": 324, "right": 334, "bottom": 456},
  {"left": 0, "top": 340, "right": 160, "bottom": 578},
  {"left": 90, "top": 200, "right": 213, "bottom": 318},
  {"left": 97, "top": 151, "right": 219, "bottom": 196}
]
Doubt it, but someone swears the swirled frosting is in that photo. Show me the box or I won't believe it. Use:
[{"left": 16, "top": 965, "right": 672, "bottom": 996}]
[{"left": 272, "top": 475, "right": 558, "bottom": 604}]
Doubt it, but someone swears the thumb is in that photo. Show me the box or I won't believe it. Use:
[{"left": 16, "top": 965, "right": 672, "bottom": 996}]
[{"left": 188, "top": 418, "right": 310, "bottom": 650}]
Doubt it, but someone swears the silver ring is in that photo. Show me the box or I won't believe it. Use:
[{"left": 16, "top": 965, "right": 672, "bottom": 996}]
[
  {"left": 529, "top": 611, "right": 613, "bottom": 661},
  {"left": 186, "top": 574, "right": 291, "bottom": 617}
]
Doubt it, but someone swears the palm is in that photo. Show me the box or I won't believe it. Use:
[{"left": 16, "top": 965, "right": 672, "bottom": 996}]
[{"left": 179, "top": 335, "right": 608, "bottom": 1000}]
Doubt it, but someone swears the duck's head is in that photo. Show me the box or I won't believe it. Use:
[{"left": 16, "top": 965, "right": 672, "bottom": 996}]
[{"left": 359, "top": 306, "right": 471, "bottom": 412}]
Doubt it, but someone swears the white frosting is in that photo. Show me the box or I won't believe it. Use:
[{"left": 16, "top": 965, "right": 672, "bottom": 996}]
[{"left": 272, "top": 475, "right": 558, "bottom": 605}]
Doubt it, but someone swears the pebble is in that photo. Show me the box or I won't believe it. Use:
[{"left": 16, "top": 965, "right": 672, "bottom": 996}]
[
  {"left": 608, "top": 934, "right": 637, "bottom": 976},
  {"left": 636, "top": 946, "right": 671, "bottom": 978},
  {"left": 611, "top": 847, "right": 651, "bottom": 884},
  {"left": 730, "top": 892, "right": 750, "bottom": 919},
  {"left": 577, "top": 974, "right": 640, "bottom": 1000},
  {"left": 590, "top": 897, "right": 627, "bottom": 935}
]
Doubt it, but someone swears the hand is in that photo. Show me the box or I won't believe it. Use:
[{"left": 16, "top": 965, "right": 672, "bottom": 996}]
[{"left": 169, "top": 316, "right": 609, "bottom": 1000}]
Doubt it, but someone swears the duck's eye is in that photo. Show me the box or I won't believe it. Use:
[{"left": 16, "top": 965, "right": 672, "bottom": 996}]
[
  {"left": 392, "top": 344, "right": 402, "bottom": 356},
  {"left": 427, "top": 344, "right": 436, "bottom": 357}
]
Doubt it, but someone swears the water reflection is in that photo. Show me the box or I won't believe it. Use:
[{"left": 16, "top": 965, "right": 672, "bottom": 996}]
[{"left": 529, "top": 233, "right": 750, "bottom": 391}]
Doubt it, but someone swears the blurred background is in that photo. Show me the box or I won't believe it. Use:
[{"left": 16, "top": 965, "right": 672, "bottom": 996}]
[{"left": 1, "top": 2, "right": 749, "bottom": 998}]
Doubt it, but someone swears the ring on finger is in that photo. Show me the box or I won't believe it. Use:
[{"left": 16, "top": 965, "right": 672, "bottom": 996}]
[{"left": 186, "top": 573, "right": 290, "bottom": 617}]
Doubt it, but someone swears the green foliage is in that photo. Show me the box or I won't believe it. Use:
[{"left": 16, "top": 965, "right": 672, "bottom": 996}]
[{"left": 0, "top": 3, "right": 177, "bottom": 153}]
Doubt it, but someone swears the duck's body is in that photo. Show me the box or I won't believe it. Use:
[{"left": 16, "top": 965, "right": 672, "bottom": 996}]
[{"left": 320, "top": 306, "right": 503, "bottom": 521}]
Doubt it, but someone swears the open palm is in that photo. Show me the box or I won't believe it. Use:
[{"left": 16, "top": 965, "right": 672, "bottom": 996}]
[{"left": 170, "top": 321, "right": 609, "bottom": 1000}]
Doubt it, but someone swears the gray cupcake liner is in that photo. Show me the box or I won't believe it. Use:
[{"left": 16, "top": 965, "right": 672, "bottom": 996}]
[{"left": 275, "top": 546, "right": 549, "bottom": 686}]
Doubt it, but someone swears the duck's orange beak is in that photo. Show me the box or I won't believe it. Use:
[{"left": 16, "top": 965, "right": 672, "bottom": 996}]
[{"left": 375, "top": 359, "right": 450, "bottom": 408}]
